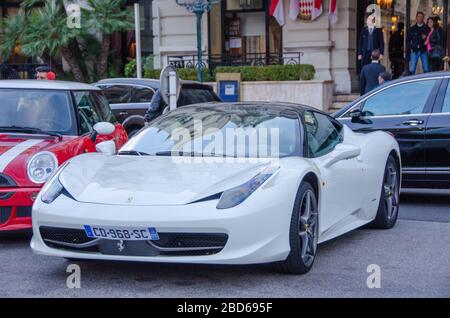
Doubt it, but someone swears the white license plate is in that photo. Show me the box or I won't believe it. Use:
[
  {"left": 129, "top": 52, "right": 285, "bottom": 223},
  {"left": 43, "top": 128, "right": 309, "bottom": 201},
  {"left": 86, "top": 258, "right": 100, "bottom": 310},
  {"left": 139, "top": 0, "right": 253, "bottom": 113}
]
[{"left": 83, "top": 225, "right": 159, "bottom": 241}]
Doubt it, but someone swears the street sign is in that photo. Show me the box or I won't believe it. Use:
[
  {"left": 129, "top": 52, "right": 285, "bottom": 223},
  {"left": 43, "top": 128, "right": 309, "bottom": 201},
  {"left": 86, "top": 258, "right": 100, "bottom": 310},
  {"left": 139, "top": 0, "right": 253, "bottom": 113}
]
[{"left": 160, "top": 65, "right": 181, "bottom": 111}]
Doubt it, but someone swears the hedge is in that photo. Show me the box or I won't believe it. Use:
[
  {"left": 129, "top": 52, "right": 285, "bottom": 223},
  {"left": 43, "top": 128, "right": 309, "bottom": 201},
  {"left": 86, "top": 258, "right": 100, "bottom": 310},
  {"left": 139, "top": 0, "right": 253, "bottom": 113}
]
[
  {"left": 214, "top": 64, "right": 315, "bottom": 81},
  {"left": 140, "top": 64, "right": 315, "bottom": 82}
]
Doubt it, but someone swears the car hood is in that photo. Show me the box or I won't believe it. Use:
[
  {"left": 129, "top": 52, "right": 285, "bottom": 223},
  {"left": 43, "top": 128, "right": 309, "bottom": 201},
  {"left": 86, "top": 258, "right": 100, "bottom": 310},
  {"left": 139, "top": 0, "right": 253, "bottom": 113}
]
[
  {"left": 0, "top": 133, "right": 75, "bottom": 185},
  {"left": 59, "top": 154, "right": 274, "bottom": 206}
]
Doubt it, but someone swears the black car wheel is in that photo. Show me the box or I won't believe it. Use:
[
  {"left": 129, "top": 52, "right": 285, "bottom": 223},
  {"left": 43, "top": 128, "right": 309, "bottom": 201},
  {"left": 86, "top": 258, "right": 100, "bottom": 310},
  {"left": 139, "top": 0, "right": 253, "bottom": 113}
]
[
  {"left": 369, "top": 155, "right": 400, "bottom": 229},
  {"left": 276, "top": 182, "right": 319, "bottom": 275}
]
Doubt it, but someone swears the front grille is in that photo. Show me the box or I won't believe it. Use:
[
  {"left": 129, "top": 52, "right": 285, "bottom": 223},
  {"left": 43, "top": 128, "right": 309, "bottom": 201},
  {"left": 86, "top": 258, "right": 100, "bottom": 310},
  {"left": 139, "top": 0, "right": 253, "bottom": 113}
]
[
  {"left": 0, "top": 174, "right": 16, "bottom": 188},
  {"left": 40, "top": 227, "right": 228, "bottom": 257},
  {"left": 0, "top": 207, "right": 12, "bottom": 224},
  {"left": 154, "top": 233, "right": 228, "bottom": 249},
  {"left": 16, "top": 207, "right": 32, "bottom": 218},
  {"left": 40, "top": 227, "right": 96, "bottom": 245}
]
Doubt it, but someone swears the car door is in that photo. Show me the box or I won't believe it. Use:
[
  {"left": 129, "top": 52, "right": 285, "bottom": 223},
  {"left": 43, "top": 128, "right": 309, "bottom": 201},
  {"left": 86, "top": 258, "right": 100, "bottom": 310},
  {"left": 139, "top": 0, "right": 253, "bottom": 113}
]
[
  {"left": 304, "top": 111, "right": 364, "bottom": 233},
  {"left": 98, "top": 84, "right": 133, "bottom": 123},
  {"left": 338, "top": 78, "right": 441, "bottom": 183},
  {"left": 423, "top": 77, "right": 450, "bottom": 187}
]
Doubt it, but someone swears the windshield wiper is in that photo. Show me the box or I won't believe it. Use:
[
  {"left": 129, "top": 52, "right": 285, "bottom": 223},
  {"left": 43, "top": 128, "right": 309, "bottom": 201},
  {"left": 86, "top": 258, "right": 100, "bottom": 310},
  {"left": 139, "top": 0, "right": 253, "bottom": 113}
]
[
  {"left": 118, "top": 150, "right": 150, "bottom": 156},
  {"left": 0, "top": 126, "right": 62, "bottom": 140}
]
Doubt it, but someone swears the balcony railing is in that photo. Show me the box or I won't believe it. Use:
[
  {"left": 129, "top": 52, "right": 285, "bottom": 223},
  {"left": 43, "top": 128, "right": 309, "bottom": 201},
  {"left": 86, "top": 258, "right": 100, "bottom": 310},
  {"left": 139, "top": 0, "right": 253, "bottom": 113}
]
[
  {"left": 168, "top": 52, "right": 304, "bottom": 70},
  {"left": 0, "top": 64, "right": 46, "bottom": 80}
]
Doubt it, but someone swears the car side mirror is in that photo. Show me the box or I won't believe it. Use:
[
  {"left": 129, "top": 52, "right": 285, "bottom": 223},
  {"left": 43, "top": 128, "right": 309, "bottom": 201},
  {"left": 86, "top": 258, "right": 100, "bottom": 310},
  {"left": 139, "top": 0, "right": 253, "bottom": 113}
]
[
  {"left": 349, "top": 108, "right": 363, "bottom": 120},
  {"left": 323, "top": 144, "right": 361, "bottom": 168},
  {"left": 95, "top": 140, "right": 116, "bottom": 155},
  {"left": 90, "top": 122, "right": 116, "bottom": 142}
]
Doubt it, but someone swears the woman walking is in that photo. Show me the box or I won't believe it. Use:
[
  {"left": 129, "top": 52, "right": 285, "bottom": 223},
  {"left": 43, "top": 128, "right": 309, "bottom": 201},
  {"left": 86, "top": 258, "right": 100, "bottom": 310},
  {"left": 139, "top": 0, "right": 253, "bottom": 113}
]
[{"left": 425, "top": 17, "right": 443, "bottom": 72}]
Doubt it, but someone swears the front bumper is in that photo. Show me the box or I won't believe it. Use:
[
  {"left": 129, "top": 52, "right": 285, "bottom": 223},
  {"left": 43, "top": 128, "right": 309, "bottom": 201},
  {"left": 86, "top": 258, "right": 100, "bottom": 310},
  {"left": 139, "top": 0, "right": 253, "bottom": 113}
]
[
  {"left": 0, "top": 187, "right": 40, "bottom": 232},
  {"left": 31, "top": 192, "right": 294, "bottom": 265}
]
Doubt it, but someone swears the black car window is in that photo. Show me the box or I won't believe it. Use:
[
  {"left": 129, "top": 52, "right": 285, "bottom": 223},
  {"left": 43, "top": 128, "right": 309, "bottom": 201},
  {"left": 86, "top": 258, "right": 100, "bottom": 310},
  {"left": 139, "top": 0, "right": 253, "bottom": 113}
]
[
  {"left": 132, "top": 86, "right": 155, "bottom": 103},
  {"left": 177, "top": 87, "right": 218, "bottom": 106},
  {"left": 304, "top": 111, "right": 342, "bottom": 158},
  {"left": 440, "top": 82, "right": 450, "bottom": 113},
  {"left": 361, "top": 80, "right": 437, "bottom": 117},
  {"left": 101, "top": 85, "right": 132, "bottom": 104},
  {"left": 91, "top": 91, "right": 117, "bottom": 124},
  {"left": 73, "top": 91, "right": 102, "bottom": 135}
]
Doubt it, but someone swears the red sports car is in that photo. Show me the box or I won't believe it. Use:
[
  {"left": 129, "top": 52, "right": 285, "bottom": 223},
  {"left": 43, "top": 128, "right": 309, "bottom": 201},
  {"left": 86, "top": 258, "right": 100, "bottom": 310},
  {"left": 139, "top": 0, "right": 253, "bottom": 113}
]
[{"left": 0, "top": 80, "right": 128, "bottom": 233}]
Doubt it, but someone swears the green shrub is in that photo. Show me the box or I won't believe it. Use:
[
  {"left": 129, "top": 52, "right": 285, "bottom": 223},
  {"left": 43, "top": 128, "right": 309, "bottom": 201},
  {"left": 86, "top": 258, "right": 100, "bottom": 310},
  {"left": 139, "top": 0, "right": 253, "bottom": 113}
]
[
  {"left": 144, "top": 68, "right": 214, "bottom": 82},
  {"left": 215, "top": 64, "right": 315, "bottom": 81},
  {"left": 140, "top": 64, "right": 315, "bottom": 82}
]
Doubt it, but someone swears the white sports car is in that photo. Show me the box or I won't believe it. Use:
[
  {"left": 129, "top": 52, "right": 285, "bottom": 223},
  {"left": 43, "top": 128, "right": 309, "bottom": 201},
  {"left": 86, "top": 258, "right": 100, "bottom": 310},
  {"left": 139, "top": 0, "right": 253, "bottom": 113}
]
[{"left": 31, "top": 103, "right": 401, "bottom": 274}]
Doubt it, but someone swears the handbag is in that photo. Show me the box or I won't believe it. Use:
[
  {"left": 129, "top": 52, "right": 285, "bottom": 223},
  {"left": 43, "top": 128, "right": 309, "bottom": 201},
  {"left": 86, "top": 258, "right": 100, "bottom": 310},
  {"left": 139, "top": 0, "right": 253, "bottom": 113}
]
[{"left": 429, "top": 45, "right": 444, "bottom": 60}]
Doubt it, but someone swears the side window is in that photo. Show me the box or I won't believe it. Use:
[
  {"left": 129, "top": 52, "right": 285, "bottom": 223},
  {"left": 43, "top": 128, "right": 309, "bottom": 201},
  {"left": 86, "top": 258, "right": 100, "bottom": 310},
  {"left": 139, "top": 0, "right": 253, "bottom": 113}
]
[
  {"left": 91, "top": 91, "right": 117, "bottom": 124},
  {"left": 73, "top": 91, "right": 102, "bottom": 135},
  {"left": 101, "top": 85, "right": 132, "bottom": 104},
  {"left": 178, "top": 88, "right": 216, "bottom": 106},
  {"left": 132, "top": 86, "right": 154, "bottom": 103},
  {"left": 304, "top": 111, "right": 342, "bottom": 158},
  {"left": 361, "top": 80, "right": 437, "bottom": 117},
  {"left": 441, "top": 82, "right": 450, "bottom": 113}
]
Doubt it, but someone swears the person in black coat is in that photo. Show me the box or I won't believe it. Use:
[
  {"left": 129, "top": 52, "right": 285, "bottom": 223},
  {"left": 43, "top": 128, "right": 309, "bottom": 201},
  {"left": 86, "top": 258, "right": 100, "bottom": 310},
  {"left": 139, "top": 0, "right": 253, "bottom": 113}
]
[
  {"left": 358, "top": 16, "right": 385, "bottom": 67},
  {"left": 425, "top": 17, "right": 443, "bottom": 72},
  {"left": 360, "top": 49, "right": 386, "bottom": 95},
  {"left": 407, "top": 12, "right": 430, "bottom": 73}
]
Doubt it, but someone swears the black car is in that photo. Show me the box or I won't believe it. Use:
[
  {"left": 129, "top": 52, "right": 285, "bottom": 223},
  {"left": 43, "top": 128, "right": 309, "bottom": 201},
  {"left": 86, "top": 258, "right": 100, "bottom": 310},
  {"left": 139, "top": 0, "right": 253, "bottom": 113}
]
[
  {"left": 333, "top": 71, "right": 450, "bottom": 189},
  {"left": 95, "top": 78, "right": 221, "bottom": 136}
]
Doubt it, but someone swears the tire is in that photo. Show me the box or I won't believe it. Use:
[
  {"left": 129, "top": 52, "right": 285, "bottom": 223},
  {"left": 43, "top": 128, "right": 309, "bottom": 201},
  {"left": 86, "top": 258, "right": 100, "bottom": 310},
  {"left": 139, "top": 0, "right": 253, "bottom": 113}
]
[
  {"left": 369, "top": 155, "right": 400, "bottom": 229},
  {"left": 276, "top": 182, "right": 319, "bottom": 275}
]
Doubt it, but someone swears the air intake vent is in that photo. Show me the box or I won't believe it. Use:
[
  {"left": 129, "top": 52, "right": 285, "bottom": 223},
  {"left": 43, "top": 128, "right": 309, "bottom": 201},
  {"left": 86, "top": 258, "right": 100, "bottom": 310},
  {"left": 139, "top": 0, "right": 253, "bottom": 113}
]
[
  {"left": 0, "top": 207, "right": 12, "bottom": 225},
  {"left": 0, "top": 174, "right": 16, "bottom": 188}
]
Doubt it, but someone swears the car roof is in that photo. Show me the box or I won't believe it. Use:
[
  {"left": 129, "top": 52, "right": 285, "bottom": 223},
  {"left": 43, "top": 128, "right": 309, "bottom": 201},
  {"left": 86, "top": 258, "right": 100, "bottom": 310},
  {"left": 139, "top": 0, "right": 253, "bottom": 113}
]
[
  {"left": 0, "top": 80, "right": 100, "bottom": 91},
  {"left": 94, "top": 78, "right": 214, "bottom": 90},
  {"left": 175, "top": 102, "right": 326, "bottom": 115},
  {"left": 333, "top": 70, "right": 450, "bottom": 117}
]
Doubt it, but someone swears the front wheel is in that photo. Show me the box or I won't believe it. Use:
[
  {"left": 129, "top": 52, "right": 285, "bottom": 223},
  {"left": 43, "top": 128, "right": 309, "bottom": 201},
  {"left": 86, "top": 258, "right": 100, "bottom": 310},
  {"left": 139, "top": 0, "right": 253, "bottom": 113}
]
[
  {"left": 369, "top": 155, "right": 400, "bottom": 229},
  {"left": 276, "top": 182, "right": 319, "bottom": 275}
]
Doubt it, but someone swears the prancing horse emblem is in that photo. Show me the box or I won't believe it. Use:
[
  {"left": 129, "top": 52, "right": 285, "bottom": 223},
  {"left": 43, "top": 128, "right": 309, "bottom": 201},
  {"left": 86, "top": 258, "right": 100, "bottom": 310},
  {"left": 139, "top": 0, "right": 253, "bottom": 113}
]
[{"left": 117, "top": 240, "right": 125, "bottom": 252}]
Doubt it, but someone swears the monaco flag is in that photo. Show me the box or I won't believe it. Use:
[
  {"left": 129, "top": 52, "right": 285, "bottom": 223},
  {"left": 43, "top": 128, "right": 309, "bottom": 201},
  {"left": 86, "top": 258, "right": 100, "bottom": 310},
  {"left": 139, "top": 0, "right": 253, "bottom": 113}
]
[
  {"left": 312, "top": 0, "right": 323, "bottom": 20},
  {"left": 289, "top": 0, "right": 299, "bottom": 21},
  {"left": 270, "top": 0, "right": 285, "bottom": 26},
  {"left": 329, "top": 0, "right": 338, "bottom": 24}
]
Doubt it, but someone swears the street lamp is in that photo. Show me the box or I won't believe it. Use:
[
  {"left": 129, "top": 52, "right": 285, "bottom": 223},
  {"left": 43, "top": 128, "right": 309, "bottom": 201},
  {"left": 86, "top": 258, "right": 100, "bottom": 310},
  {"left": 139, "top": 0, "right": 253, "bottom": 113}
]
[{"left": 175, "top": 0, "right": 221, "bottom": 82}]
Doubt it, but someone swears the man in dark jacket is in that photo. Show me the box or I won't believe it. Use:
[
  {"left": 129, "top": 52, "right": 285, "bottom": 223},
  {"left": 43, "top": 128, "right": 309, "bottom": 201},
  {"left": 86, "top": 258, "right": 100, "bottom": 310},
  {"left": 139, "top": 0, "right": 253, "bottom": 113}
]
[
  {"left": 407, "top": 11, "right": 430, "bottom": 74},
  {"left": 360, "top": 49, "right": 386, "bottom": 95},
  {"left": 358, "top": 15, "right": 385, "bottom": 67}
]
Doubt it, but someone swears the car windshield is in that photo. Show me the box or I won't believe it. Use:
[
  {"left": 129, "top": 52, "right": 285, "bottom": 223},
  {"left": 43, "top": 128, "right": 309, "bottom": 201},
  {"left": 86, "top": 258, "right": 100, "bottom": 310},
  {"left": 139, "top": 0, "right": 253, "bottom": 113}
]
[
  {"left": 0, "top": 89, "right": 75, "bottom": 135},
  {"left": 120, "top": 106, "right": 301, "bottom": 158}
]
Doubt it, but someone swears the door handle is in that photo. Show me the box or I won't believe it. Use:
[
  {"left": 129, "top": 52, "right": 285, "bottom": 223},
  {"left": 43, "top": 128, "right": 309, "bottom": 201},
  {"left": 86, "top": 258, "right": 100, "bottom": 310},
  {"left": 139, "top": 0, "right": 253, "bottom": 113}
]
[{"left": 403, "top": 119, "right": 424, "bottom": 126}]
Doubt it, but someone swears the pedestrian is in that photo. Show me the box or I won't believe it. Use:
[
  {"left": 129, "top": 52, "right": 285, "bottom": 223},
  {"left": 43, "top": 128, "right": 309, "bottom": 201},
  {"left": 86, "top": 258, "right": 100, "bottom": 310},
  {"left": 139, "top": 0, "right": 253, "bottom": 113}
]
[
  {"left": 378, "top": 71, "right": 392, "bottom": 86},
  {"left": 407, "top": 11, "right": 430, "bottom": 74},
  {"left": 360, "top": 49, "right": 386, "bottom": 95},
  {"left": 35, "top": 66, "right": 56, "bottom": 80},
  {"left": 358, "top": 14, "right": 385, "bottom": 67},
  {"left": 425, "top": 17, "right": 443, "bottom": 72}
]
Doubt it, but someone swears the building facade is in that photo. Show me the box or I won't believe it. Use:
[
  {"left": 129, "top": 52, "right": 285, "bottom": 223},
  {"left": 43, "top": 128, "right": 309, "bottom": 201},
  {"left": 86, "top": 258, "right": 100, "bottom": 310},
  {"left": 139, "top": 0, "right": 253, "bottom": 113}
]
[{"left": 152, "top": 0, "right": 450, "bottom": 96}]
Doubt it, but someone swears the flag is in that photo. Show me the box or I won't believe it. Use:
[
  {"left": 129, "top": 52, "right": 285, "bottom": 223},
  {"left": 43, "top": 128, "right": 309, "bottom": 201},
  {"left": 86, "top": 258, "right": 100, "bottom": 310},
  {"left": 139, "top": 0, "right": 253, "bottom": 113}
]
[
  {"left": 270, "top": 0, "right": 285, "bottom": 26},
  {"left": 312, "top": 0, "right": 323, "bottom": 21},
  {"left": 329, "top": 0, "right": 338, "bottom": 24},
  {"left": 289, "top": 0, "right": 299, "bottom": 21}
]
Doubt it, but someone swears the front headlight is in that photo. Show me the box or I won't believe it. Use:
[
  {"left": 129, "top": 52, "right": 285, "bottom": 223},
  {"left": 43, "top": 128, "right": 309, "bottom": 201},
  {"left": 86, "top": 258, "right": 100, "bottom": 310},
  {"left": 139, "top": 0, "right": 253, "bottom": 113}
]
[
  {"left": 40, "top": 162, "right": 69, "bottom": 204},
  {"left": 216, "top": 166, "right": 279, "bottom": 210},
  {"left": 27, "top": 152, "right": 58, "bottom": 184},
  {"left": 41, "top": 177, "right": 64, "bottom": 204}
]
